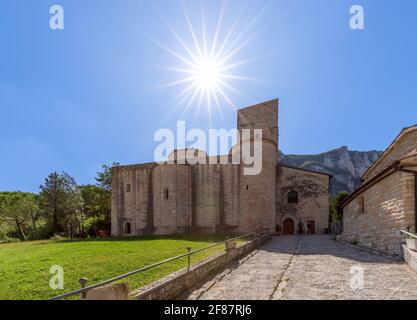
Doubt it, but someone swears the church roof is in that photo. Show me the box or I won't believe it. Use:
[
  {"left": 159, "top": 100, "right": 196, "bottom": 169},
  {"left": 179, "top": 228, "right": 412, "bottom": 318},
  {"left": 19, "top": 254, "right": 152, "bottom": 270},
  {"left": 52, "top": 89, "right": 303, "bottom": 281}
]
[
  {"left": 361, "top": 124, "right": 417, "bottom": 180},
  {"left": 280, "top": 164, "right": 333, "bottom": 177},
  {"left": 339, "top": 153, "right": 417, "bottom": 209}
]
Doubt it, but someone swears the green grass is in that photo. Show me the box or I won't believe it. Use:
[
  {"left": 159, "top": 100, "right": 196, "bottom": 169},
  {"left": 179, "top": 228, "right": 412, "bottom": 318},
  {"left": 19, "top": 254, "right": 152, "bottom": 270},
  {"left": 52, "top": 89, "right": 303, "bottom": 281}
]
[{"left": 0, "top": 235, "right": 226, "bottom": 300}]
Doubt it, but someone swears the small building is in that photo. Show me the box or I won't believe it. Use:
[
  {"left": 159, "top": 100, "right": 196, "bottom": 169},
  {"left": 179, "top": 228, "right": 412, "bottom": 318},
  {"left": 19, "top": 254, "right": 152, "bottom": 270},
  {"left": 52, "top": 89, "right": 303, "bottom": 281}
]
[
  {"left": 111, "top": 99, "right": 331, "bottom": 236},
  {"left": 339, "top": 124, "right": 417, "bottom": 254},
  {"left": 278, "top": 165, "right": 332, "bottom": 235}
]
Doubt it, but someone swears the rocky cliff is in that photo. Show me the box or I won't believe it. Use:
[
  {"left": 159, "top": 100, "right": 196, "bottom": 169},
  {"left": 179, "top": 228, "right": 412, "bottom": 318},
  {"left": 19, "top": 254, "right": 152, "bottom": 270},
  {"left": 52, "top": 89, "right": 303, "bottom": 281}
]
[{"left": 279, "top": 147, "right": 383, "bottom": 196}]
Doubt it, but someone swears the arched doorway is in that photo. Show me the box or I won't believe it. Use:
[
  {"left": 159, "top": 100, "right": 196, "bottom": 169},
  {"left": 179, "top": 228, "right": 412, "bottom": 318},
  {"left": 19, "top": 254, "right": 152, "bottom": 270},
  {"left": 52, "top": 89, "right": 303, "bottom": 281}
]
[
  {"left": 283, "top": 218, "right": 295, "bottom": 235},
  {"left": 124, "top": 222, "right": 132, "bottom": 234}
]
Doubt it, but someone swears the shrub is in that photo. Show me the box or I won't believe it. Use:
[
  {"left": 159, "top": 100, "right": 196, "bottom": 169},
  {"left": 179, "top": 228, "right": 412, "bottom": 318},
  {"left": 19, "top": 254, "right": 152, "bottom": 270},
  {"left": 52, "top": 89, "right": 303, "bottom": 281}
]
[
  {"left": 0, "top": 236, "right": 21, "bottom": 244},
  {"left": 84, "top": 216, "right": 110, "bottom": 237},
  {"left": 329, "top": 192, "right": 350, "bottom": 222},
  {"left": 49, "top": 234, "right": 67, "bottom": 242}
]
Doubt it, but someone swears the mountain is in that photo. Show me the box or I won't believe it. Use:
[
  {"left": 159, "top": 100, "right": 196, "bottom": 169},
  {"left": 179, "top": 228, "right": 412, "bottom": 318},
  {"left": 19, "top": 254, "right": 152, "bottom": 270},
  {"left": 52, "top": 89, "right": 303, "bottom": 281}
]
[{"left": 279, "top": 147, "right": 383, "bottom": 196}]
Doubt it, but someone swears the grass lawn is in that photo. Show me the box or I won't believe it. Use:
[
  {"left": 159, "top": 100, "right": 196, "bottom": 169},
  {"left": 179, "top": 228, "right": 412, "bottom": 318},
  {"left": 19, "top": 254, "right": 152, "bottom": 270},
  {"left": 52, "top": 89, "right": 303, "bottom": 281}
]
[{"left": 0, "top": 235, "right": 227, "bottom": 300}]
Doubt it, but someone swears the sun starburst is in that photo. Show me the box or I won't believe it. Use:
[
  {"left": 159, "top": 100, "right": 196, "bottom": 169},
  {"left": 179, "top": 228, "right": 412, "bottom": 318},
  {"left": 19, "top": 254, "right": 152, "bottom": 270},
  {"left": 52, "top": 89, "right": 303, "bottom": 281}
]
[{"left": 149, "top": 1, "right": 270, "bottom": 120}]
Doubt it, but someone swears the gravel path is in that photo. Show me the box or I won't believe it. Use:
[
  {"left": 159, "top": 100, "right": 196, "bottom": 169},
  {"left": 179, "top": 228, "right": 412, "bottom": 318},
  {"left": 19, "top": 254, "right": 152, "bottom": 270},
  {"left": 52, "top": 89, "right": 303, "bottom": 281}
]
[{"left": 185, "top": 235, "right": 417, "bottom": 300}]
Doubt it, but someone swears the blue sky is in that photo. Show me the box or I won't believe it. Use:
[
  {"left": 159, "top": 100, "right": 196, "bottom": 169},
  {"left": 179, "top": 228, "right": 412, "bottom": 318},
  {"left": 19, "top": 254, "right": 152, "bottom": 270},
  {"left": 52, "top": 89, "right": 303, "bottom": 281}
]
[{"left": 1, "top": 0, "right": 417, "bottom": 192}]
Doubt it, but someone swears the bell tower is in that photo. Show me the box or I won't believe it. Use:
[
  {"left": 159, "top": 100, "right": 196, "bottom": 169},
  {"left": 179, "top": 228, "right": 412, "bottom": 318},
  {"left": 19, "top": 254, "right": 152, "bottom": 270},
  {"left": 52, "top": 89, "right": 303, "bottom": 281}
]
[{"left": 236, "top": 99, "right": 279, "bottom": 233}]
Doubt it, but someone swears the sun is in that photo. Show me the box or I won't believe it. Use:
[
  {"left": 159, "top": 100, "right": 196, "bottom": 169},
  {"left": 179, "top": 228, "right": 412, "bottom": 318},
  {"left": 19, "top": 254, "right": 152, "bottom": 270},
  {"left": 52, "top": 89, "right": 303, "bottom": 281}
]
[
  {"left": 193, "top": 58, "right": 222, "bottom": 90},
  {"left": 149, "top": 1, "right": 269, "bottom": 118}
]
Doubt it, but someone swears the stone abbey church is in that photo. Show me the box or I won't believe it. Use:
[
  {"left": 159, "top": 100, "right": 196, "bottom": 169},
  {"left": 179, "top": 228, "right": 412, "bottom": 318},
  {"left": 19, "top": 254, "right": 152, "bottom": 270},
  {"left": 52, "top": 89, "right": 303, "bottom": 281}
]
[{"left": 111, "top": 100, "right": 331, "bottom": 236}]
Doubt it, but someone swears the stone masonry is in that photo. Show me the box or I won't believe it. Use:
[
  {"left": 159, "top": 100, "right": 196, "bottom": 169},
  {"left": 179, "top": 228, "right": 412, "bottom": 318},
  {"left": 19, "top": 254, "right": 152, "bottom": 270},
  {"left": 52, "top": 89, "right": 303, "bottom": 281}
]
[
  {"left": 340, "top": 125, "right": 417, "bottom": 255},
  {"left": 278, "top": 165, "right": 331, "bottom": 234},
  {"left": 341, "top": 171, "right": 415, "bottom": 253}
]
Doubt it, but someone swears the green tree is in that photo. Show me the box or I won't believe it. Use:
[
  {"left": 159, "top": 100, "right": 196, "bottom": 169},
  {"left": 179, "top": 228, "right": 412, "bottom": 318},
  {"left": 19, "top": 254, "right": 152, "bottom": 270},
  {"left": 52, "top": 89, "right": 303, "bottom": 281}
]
[
  {"left": 79, "top": 185, "right": 110, "bottom": 218},
  {"left": 78, "top": 184, "right": 111, "bottom": 235},
  {"left": 39, "top": 172, "right": 80, "bottom": 236},
  {"left": 0, "top": 192, "right": 39, "bottom": 240},
  {"left": 329, "top": 192, "right": 350, "bottom": 222},
  {"left": 86, "top": 163, "right": 116, "bottom": 236},
  {"left": 63, "top": 187, "right": 83, "bottom": 238},
  {"left": 95, "top": 163, "right": 119, "bottom": 191}
]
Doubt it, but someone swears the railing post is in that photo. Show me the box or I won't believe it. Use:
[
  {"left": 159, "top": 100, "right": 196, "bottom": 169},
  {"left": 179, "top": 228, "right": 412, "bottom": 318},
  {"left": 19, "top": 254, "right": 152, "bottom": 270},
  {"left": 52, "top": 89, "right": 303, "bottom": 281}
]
[
  {"left": 79, "top": 278, "right": 88, "bottom": 300},
  {"left": 187, "top": 247, "right": 192, "bottom": 271},
  {"left": 225, "top": 240, "right": 237, "bottom": 252}
]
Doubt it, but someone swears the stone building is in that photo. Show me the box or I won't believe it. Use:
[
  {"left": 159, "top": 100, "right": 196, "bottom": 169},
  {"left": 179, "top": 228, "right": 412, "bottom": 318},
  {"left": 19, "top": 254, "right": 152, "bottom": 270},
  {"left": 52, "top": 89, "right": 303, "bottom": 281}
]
[
  {"left": 111, "top": 99, "right": 331, "bottom": 236},
  {"left": 339, "top": 124, "right": 417, "bottom": 254},
  {"left": 278, "top": 165, "right": 331, "bottom": 235}
]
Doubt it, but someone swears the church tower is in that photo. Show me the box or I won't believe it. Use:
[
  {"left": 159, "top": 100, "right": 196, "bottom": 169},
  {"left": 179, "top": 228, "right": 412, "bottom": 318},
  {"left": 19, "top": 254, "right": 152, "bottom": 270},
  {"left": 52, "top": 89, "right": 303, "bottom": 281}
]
[{"left": 236, "top": 99, "right": 279, "bottom": 233}]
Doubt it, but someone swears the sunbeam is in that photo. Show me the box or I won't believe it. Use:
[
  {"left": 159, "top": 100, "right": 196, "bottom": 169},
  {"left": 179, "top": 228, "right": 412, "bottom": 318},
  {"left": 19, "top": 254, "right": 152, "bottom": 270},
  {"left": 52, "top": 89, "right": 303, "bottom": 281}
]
[{"left": 151, "top": 0, "right": 269, "bottom": 117}]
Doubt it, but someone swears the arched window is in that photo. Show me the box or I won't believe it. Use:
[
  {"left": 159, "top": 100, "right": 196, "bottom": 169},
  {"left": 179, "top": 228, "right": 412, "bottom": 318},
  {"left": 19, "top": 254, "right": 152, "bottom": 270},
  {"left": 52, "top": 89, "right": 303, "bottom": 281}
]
[
  {"left": 164, "top": 188, "right": 169, "bottom": 200},
  {"left": 287, "top": 190, "right": 299, "bottom": 204},
  {"left": 124, "top": 222, "right": 132, "bottom": 234}
]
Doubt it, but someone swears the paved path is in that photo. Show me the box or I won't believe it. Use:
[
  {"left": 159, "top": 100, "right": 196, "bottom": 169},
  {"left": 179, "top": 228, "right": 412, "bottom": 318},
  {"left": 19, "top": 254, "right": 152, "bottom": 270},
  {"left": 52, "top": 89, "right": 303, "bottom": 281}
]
[{"left": 184, "top": 235, "right": 417, "bottom": 300}]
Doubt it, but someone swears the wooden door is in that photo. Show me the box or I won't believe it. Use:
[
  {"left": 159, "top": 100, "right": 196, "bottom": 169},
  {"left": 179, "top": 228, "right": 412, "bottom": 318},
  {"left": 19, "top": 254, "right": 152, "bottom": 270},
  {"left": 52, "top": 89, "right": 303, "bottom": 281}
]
[{"left": 283, "top": 218, "right": 295, "bottom": 235}]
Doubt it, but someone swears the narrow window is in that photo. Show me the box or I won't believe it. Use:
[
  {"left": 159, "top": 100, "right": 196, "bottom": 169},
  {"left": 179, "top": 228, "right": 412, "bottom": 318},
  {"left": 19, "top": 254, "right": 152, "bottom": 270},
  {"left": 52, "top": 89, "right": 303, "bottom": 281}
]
[
  {"left": 288, "top": 190, "right": 299, "bottom": 204},
  {"left": 126, "top": 184, "right": 131, "bottom": 193},
  {"left": 124, "top": 222, "right": 132, "bottom": 234},
  {"left": 246, "top": 185, "right": 249, "bottom": 190},
  {"left": 360, "top": 196, "right": 365, "bottom": 213},
  {"left": 164, "top": 188, "right": 169, "bottom": 200}
]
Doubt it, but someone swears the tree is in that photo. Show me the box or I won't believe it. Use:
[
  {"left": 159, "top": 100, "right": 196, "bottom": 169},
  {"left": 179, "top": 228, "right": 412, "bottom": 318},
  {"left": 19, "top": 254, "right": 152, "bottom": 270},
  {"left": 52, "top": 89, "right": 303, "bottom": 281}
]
[
  {"left": 79, "top": 185, "right": 110, "bottom": 218},
  {"left": 86, "top": 163, "right": 117, "bottom": 236},
  {"left": 39, "top": 172, "right": 80, "bottom": 236},
  {"left": 95, "top": 163, "right": 119, "bottom": 191},
  {"left": 78, "top": 184, "right": 111, "bottom": 236},
  {"left": 329, "top": 192, "right": 350, "bottom": 222},
  {"left": 29, "top": 194, "right": 41, "bottom": 233},
  {"left": 0, "top": 192, "right": 39, "bottom": 240},
  {"left": 62, "top": 187, "right": 83, "bottom": 238}
]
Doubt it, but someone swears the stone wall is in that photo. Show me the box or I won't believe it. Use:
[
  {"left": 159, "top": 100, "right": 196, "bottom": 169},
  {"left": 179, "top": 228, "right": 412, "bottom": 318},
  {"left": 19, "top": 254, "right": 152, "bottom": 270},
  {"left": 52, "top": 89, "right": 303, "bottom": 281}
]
[
  {"left": 193, "top": 165, "right": 220, "bottom": 233},
  {"left": 277, "top": 166, "right": 330, "bottom": 234},
  {"left": 364, "top": 129, "right": 417, "bottom": 181},
  {"left": 221, "top": 164, "right": 240, "bottom": 231},
  {"left": 238, "top": 141, "right": 277, "bottom": 234},
  {"left": 340, "top": 171, "right": 415, "bottom": 254},
  {"left": 111, "top": 163, "right": 155, "bottom": 236},
  {"left": 402, "top": 244, "right": 417, "bottom": 274},
  {"left": 132, "top": 234, "right": 271, "bottom": 300},
  {"left": 152, "top": 164, "right": 192, "bottom": 235},
  {"left": 237, "top": 99, "right": 279, "bottom": 146}
]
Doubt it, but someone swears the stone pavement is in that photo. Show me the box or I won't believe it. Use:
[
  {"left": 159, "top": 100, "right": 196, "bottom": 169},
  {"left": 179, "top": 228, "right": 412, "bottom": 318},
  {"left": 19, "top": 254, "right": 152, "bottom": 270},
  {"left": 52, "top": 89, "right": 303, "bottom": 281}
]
[{"left": 184, "top": 235, "right": 417, "bottom": 300}]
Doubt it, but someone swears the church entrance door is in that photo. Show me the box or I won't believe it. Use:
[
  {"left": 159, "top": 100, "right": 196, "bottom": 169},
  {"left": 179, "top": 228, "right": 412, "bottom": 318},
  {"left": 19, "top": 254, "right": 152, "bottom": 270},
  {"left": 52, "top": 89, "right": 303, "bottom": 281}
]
[{"left": 283, "top": 218, "right": 294, "bottom": 235}]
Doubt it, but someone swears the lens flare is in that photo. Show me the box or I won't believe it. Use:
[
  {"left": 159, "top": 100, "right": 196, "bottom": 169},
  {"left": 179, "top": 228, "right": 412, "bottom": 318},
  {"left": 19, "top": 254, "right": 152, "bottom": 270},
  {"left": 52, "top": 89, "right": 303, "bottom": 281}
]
[{"left": 150, "top": 1, "right": 270, "bottom": 119}]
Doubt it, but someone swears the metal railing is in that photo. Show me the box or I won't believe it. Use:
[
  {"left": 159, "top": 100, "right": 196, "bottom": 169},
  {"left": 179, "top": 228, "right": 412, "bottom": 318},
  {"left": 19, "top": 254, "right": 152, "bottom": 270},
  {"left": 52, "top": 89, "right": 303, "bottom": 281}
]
[
  {"left": 50, "top": 232, "right": 262, "bottom": 300},
  {"left": 400, "top": 229, "right": 417, "bottom": 240}
]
